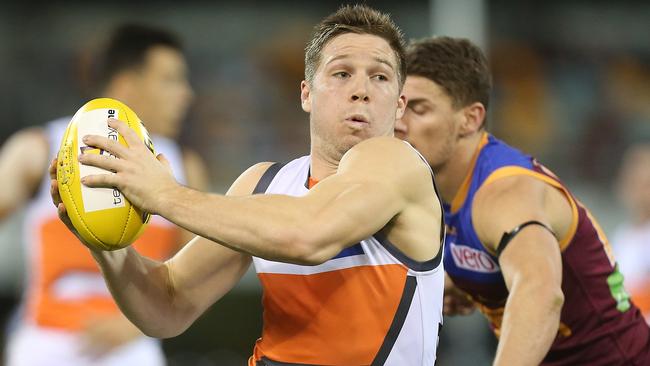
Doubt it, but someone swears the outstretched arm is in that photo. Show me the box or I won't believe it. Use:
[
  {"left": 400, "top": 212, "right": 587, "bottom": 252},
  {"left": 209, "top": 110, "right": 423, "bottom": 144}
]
[
  {"left": 79, "top": 119, "right": 437, "bottom": 265},
  {"left": 51, "top": 160, "right": 266, "bottom": 338},
  {"left": 472, "top": 175, "right": 568, "bottom": 366}
]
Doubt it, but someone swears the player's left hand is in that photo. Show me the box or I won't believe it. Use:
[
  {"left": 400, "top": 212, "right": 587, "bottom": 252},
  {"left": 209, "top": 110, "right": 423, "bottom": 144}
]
[
  {"left": 78, "top": 118, "right": 177, "bottom": 214},
  {"left": 78, "top": 313, "right": 143, "bottom": 358}
]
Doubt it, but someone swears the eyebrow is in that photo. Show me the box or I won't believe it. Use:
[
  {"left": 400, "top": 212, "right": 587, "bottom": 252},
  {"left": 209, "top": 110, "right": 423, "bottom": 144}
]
[{"left": 325, "top": 54, "right": 396, "bottom": 71}]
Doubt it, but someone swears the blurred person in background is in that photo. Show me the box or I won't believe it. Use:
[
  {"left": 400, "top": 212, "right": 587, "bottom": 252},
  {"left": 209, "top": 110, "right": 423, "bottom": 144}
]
[
  {"left": 613, "top": 143, "right": 650, "bottom": 323},
  {"left": 51, "top": 5, "right": 445, "bottom": 366},
  {"left": 0, "top": 23, "right": 207, "bottom": 366},
  {"left": 396, "top": 36, "right": 650, "bottom": 365}
]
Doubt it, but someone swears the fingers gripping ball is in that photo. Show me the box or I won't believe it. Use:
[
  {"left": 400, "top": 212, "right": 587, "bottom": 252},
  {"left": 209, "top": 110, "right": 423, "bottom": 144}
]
[{"left": 57, "top": 98, "right": 155, "bottom": 250}]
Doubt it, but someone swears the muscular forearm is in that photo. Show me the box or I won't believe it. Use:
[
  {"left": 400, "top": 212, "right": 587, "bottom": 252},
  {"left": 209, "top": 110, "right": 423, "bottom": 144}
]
[
  {"left": 91, "top": 247, "right": 193, "bottom": 338},
  {"left": 493, "top": 281, "right": 564, "bottom": 366}
]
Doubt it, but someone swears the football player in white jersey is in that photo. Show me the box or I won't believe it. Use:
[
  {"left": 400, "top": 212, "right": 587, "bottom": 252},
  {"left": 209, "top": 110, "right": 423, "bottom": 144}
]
[
  {"left": 52, "top": 6, "right": 444, "bottom": 366},
  {"left": 0, "top": 24, "right": 207, "bottom": 366}
]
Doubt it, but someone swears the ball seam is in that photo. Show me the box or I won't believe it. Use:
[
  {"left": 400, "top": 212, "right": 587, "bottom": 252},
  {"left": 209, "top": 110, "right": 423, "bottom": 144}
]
[
  {"left": 117, "top": 203, "right": 134, "bottom": 245},
  {"left": 63, "top": 184, "right": 110, "bottom": 251}
]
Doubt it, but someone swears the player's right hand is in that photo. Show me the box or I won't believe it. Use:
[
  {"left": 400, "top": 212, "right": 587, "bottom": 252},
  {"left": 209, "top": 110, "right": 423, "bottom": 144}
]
[
  {"left": 49, "top": 158, "right": 84, "bottom": 242},
  {"left": 444, "top": 273, "right": 476, "bottom": 316}
]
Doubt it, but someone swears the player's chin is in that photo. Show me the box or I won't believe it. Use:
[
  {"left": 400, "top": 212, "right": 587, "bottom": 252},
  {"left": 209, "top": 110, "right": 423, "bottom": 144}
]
[
  {"left": 350, "top": 125, "right": 378, "bottom": 138},
  {"left": 340, "top": 133, "right": 368, "bottom": 150}
]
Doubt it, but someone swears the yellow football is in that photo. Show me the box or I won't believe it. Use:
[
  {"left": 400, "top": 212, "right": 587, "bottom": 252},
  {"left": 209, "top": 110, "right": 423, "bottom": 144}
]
[{"left": 57, "top": 98, "right": 155, "bottom": 251}]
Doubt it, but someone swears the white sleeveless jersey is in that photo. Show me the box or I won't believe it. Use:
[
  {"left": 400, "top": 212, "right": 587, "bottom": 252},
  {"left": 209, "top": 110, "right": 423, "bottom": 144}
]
[
  {"left": 250, "top": 155, "right": 445, "bottom": 366},
  {"left": 21, "top": 117, "right": 187, "bottom": 330}
]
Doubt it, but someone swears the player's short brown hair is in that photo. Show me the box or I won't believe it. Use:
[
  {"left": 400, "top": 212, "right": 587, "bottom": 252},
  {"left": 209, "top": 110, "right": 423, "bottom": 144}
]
[
  {"left": 96, "top": 23, "right": 183, "bottom": 90},
  {"left": 304, "top": 4, "right": 406, "bottom": 88},
  {"left": 406, "top": 36, "right": 492, "bottom": 111}
]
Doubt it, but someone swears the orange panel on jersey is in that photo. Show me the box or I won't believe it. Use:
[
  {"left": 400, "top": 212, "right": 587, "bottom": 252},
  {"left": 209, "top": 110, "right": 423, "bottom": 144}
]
[
  {"left": 133, "top": 223, "right": 180, "bottom": 260},
  {"left": 253, "top": 264, "right": 408, "bottom": 365},
  {"left": 33, "top": 297, "right": 119, "bottom": 330},
  {"left": 27, "top": 217, "right": 179, "bottom": 330}
]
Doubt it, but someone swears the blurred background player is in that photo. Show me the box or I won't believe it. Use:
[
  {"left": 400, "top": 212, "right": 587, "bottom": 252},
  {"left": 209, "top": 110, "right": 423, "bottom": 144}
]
[
  {"left": 396, "top": 36, "right": 650, "bottom": 365},
  {"left": 613, "top": 143, "right": 650, "bottom": 323},
  {"left": 0, "top": 23, "right": 207, "bottom": 365}
]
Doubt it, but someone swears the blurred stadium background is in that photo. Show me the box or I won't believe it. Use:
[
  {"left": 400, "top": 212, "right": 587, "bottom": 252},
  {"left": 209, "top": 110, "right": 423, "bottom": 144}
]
[{"left": 1, "top": 0, "right": 649, "bottom": 364}]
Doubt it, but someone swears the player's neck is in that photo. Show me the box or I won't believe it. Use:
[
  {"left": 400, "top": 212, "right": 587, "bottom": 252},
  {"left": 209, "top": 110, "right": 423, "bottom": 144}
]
[
  {"left": 309, "top": 144, "right": 341, "bottom": 182},
  {"left": 435, "top": 132, "right": 485, "bottom": 204}
]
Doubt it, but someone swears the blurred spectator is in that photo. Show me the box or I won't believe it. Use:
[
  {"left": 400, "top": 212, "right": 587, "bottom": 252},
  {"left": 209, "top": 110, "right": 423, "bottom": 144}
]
[
  {"left": 613, "top": 143, "right": 650, "bottom": 322},
  {"left": 0, "top": 23, "right": 207, "bottom": 366},
  {"left": 490, "top": 40, "right": 555, "bottom": 156}
]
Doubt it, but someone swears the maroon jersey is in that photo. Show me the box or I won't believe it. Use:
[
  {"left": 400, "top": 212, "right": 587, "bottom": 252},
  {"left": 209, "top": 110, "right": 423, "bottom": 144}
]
[{"left": 444, "top": 133, "right": 650, "bottom": 365}]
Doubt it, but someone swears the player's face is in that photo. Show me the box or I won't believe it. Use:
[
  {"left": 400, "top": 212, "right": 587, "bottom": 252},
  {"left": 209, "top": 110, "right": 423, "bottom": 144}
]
[
  {"left": 396, "top": 75, "right": 463, "bottom": 172},
  {"left": 130, "top": 46, "right": 193, "bottom": 138},
  {"left": 301, "top": 33, "right": 406, "bottom": 158}
]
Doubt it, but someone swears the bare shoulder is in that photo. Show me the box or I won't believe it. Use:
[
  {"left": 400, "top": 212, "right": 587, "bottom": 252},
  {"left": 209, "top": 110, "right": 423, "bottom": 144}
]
[
  {"left": 341, "top": 136, "right": 433, "bottom": 200},
  {"left": 472, "top": 174, "right": 555, "bottom": 249},
  {"left": 341, "top": 137, "right": 429, "bottom": 176},
  {"left": 344, "top": 137, "right": 442, "bottom": 261},
  {"left": 343, "top": 136, "right": 424, "bottom": 166},
  {"left": 2, "top": 127, "right": 49, "bottom": 178},
  {"left": 476, "top": 174, "right": 547, "bottom": 204},
  {"left": 4, "top": 127, "right": 48, "bottom": 151},
  {"left": 16, "top": 126, "right": 47, "bottom": 138},
  {"left": 0, "top": 127, "right": 49, "bottom": 216},
  {"left": 227, "top": 162, "right": 277, "bottom": 196}
]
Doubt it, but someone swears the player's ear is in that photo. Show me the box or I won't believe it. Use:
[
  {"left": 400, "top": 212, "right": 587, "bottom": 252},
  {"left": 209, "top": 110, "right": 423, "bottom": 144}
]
[
  {"left": 395, "top": 94, "right": 407, "bottom": 119},
  {"left": 300, "top": 80, "right": 312, "bottom": 113},
  {"left": 459, "top": 102, "right": 485, "bottom": 136}
]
